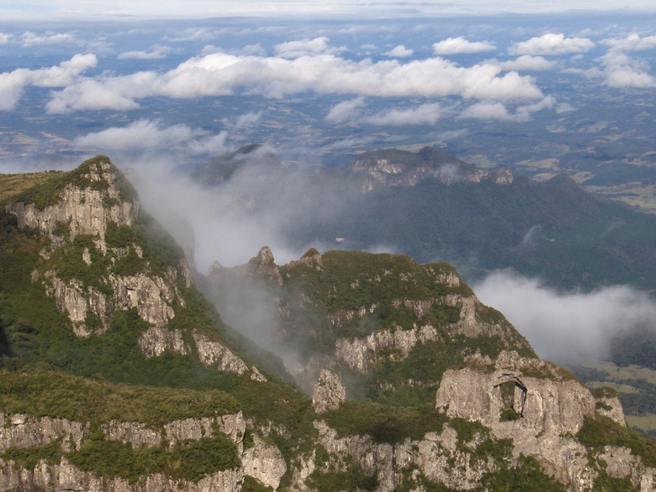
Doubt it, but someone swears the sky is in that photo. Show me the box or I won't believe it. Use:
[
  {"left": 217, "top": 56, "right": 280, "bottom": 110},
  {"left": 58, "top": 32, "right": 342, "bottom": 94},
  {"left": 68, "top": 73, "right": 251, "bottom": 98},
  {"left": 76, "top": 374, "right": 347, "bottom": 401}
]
[{"left": 4, "top": 0, "right": 656, "bottom": 20}]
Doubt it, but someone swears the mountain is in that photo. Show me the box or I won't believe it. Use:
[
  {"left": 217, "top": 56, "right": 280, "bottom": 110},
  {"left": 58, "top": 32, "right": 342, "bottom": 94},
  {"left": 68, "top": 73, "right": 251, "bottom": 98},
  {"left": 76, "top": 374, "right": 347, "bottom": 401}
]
[
  {"left": 1, "top": 156, "right": 655, "bottom": 491},
  {"left": 194, "top": 145, "right": 656, "bottom": 291},
  {"left": 347, "top": 146, "right": 514, "bottom": 191}
]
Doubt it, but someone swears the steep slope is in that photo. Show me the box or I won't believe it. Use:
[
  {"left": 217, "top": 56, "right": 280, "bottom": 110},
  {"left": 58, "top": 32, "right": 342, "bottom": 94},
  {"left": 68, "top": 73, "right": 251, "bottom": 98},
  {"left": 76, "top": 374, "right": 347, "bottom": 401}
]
[
  {"left": 206, "top": 246, "right": 656, "bottom": 491},
  {"left": 347, "top": 146, "right": 513, "bottom": 190},
  {"left": 0, "top": 156, "right": 302, "bottom": 490},
  {"left": 1, "top": 157, "right": 655, "bottom": 491}
]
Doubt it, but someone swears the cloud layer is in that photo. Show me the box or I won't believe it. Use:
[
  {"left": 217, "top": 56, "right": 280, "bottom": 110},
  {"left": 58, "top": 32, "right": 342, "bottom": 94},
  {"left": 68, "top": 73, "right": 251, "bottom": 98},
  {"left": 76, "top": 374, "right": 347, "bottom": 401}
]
[
  {"left": 512, "top": 33, "right": 594, "bottom": 55},
  {"left": 0, "top": 53, "right": 97, "bottom": 111},
  {"left": 433, "top": 37, "right": 495, "bottom": 55},
  {"left": 45, "top": 50, "right": 543, "bottom": 113},
  {"left": 475, "top": 271, "right": 656, "bottom": 362}
]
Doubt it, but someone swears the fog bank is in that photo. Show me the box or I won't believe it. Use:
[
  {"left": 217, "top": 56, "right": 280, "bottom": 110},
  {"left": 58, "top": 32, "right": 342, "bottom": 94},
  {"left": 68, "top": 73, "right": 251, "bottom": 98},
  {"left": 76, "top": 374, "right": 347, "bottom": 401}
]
[{"left": 474, "top": 270, "right": 656, "bottom": 363}]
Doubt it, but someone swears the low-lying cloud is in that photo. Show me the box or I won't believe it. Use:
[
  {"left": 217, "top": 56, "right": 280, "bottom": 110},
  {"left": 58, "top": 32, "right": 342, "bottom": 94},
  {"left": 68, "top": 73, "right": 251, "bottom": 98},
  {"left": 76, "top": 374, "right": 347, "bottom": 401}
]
[
  {"left": 474, "top": 271, "right": 656, "bottom": 363},
  {"left": 74, "top": 119, "right": 228, "bottom": 156},
  {"left": 512, "top": 33, "right": 594, "bottom": 55},
  {"left": 0, "top": 53, "right": 97, "bottom": 111},
  {"left": 118, "top": 45, "right": 171, "bottom": 60},
  {"left": 45, "top": 49, "right": 543, "bottom": 113},
  {"left": 385, "top": 44, "right": 413, "bottom": 58},
  {"left": 433, "top": 37, "right": 496, "bottom": 55},
  {"left": 600, "top": 33, "right": 656, "bottom": 88},
  {"left": 460, "top": 96, "right": 554, "bottom": 122}
]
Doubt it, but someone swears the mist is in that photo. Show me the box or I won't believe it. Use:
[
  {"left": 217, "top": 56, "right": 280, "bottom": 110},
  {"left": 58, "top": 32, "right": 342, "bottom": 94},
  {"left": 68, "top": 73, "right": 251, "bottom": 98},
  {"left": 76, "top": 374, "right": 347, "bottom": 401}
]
[
  {"left": 474, "top": 270, "right": 656, "bottom": 363},
  {"left": 122, "top": 145, "right": 364, "bottom": 272}
]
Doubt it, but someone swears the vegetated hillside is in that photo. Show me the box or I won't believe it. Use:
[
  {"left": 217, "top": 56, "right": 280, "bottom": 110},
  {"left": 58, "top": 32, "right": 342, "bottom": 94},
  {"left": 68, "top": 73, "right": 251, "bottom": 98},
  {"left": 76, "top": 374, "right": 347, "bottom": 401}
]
[
  {"left": 1, "top": 156, "right": 655, "bottom": 491},
  {"left": 206, "top": 246, "right": 656, "bottom": 491},
  {"left": 290, "top": 170, "right": 656, "bottom": 291},
  {"left": 0, "top": 171, "right": 64, "bottom": 202}
]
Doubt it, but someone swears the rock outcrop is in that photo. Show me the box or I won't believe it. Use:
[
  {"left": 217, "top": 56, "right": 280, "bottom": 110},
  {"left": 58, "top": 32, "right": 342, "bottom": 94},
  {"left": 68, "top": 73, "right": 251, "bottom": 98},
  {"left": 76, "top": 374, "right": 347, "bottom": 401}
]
[
  {"left": 7, "top": 158, "right": 137, "bottom": 252},
  {"left": 312, "top": 369, "right": 346, "bottom": 414}
]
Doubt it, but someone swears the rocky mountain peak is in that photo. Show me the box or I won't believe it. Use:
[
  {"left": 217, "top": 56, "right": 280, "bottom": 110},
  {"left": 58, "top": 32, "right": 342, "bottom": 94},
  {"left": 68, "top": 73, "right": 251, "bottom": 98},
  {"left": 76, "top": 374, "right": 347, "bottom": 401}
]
[
  {"left": 248, "top": 245, "right": 283, "bottom": 285},
  {"left": 350, "top": 146, "right": 514, "bottom": 190}
]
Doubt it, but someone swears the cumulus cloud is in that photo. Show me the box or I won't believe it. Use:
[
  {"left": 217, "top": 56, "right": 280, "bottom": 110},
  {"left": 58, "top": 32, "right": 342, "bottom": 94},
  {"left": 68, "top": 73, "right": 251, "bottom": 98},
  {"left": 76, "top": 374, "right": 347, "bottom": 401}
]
[
  {"left": 20, "top": 31, "right": 76, "bottom": 47},
  {"left": 433, "top": 37, "right": 495, "bottom": 55},
  {"left": 0, "top": 53, "right": 97, "bottom": 111},
  {"left": 74, "top": 119, "right": 228, "bottom": 156},
  {"left": 325, "top": 97, "right": 366, "bottom": 123},
  {"left": 385, "top": 44, "right": 413, "bottom": 57},
  {"left": 118, "top": 45, "right": 171, "bottom": 60},
  {"left": 460, "top": 96, "right": 554, "bottom": 122},
  {"left": 47, "top": 51, "right": 543, "bottom": 113},
  {"left": 475, "top": 271, "right": 656, "bottom": 362},
  {"left": 0, "top": 33, "right": 10, "bottom": 44},
  {"left": 600, "top": 34, "right": 656, "bottom": 88},
  {"left": 496, "top": 55, "right": 556, "bottom": 71},
  {"left": 233, "top": 111, "right": 263, "bottom": 128},
  {"left": 512, "top": 33, "right": 594, "bottom": 55},
  {"left": 274, "top": 37, "right": 343, "bottom": 58},
  {"left": 364, "top": 102, "right": 441, "bottom": 126},
  {"left": 603, "top": 33, "right": 656, "bottom": 52}
]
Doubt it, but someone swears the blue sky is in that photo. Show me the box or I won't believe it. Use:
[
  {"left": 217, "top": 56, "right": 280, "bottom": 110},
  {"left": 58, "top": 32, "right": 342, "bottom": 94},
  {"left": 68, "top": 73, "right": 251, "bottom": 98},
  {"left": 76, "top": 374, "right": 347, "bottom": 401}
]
[{"left": 4, "top": 0, "right": 656, "bottom": 20}]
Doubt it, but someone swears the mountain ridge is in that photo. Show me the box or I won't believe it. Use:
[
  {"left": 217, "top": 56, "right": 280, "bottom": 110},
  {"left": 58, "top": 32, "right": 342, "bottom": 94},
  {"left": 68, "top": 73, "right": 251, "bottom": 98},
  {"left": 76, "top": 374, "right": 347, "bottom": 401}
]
[{"left": 1, "top": 156, "right": 655, "bottom": 491}]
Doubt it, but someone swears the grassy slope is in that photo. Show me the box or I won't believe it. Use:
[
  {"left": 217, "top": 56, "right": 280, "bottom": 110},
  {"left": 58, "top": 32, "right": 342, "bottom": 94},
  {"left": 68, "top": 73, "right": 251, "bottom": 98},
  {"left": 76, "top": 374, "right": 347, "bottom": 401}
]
[
  {"left": 0, "top": 171, "right": 64, "bottom": 203},
  {"left": 0, "top": 159, "right": 309, "bottom": 429}
]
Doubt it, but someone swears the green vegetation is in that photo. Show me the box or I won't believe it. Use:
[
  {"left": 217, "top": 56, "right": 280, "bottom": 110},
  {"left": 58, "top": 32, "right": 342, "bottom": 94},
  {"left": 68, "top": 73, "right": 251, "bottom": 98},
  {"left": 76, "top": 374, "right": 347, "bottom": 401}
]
[
  {"left": 307, "top": 455, "right": 378, "bottom": 492},
  {"left": 323, "top": 401, "right": 447, "bottom": 444},
  {"left": 0, "top": 171, "right": 64, "bottom": 204},
  {"left": 500, "top": 407, "right": 522, "bottom": 421},
  {"left": 592, "top": 468, "right": 635, "bottom": 492},
  {"left": 481, "top": 455, "right": 565, "bottom": 491},
  {"left": 281, "top": 251, "right": 472, "bottom": 315},
  {"left": 12, "top": 156, "right": 135, "bottom": 210},
  {"left": 360, "top": 335, "right": 520, "bottom": 407},
  {"left": 242, "top": 476, "right": 274, "bottom": 491},
  {"left": 0, "top": 369, "right": 239, "bottom": 426},
  {"left": 577, "top": 415, "right": 656, "bottom": 467},
  {"left": 591, "top": 386, "right": 619, "bottom": 399},
  {"left": 1, "top": 441, "right": 63, "bottom": 469},
  {"left": 68, "top": 431, "right": 239, "bottom": 483}
]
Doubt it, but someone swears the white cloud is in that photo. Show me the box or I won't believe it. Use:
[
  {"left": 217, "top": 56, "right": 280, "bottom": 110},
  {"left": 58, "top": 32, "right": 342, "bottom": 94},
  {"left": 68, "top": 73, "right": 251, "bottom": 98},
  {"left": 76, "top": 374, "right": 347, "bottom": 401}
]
[
  {"left": 475, "top": 271, "right": 656, "bottom": 362},
  {"left": 74, "top": 119, "right": 228, "bottom": 156},
  {"left": 556, "top": 102, "right": 575, "bottom": 113},
  {"left": 433, "top": 37, "right": 495, "bottom": 55},
  {"left": 325, "top": 97, "right": 366, "bottom": 124},
  {"left": 603, "top": 33, "right": 656, "bottom": 52},
  {"left": 274, "top": 37, "right": 343, "bottom": 58},
  {"left": 364, "top": 102, "right": 441, "bottom": 126},
  {"left": 461, "top": 96, "right": 554, "bottom": 122},
  {"left": 47, "top": 51, "right": 543, "bottom": 113},
  {"left": 512, "top": 33, "right": 594, "bottom": 55},
  {"left": 20, "top": 31, "right": 76, "bottom": 47},
  {"left": 0, "top": 33, "right": 10, "bottom": 44},
  {"left": 385, "top": 44, "right": 413, "bottom": 58},
  {"left": 600, "top": 34, "right": 656, "bottom": 88},
  {"left": 461, "top": 101, "right": 512, "bottom": 121},
  {"left": 234, "top": 111, "right": 263, "bottom": 128},
  {"left": 0, "top": 53, "right": 97, "bottom": 111},
  {"left": 496, "top": 55, "right": 556, "bottom": 71},
  {"left": 602, "top": 50, "right": 655, "bottom": 88},
  {"left": 118, "top": 45, "right": 171, "bottom": 60}
]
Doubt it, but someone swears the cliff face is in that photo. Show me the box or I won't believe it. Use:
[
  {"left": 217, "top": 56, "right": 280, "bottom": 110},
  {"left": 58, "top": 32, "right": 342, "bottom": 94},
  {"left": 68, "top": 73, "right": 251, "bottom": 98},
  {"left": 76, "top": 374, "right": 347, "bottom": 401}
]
[
  {"left": 2, "top": 157, "right": 655, "bottom": 491},
  {"left": 3, "top": 156, "right": 260, "bottom": 380},
  {"left": 349, "top": 146, "right": 513, "bottom": 191}
]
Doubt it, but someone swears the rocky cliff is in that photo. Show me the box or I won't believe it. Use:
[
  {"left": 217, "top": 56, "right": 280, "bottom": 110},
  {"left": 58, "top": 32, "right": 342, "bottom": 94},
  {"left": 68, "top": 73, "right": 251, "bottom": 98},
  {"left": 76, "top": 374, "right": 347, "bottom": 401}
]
[{"left": 1, "top": 157, "right": 655, "bottom": 491}]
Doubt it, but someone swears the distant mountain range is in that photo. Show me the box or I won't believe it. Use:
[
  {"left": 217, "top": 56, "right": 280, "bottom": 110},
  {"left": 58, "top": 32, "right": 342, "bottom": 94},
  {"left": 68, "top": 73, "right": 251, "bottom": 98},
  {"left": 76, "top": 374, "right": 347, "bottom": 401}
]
[{"left": 194, "top": 145, "right": 656, "bottom": 292}]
